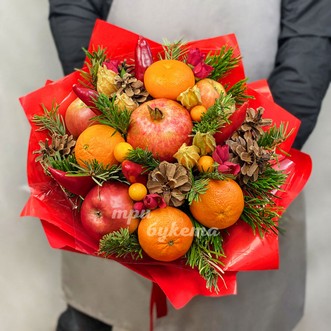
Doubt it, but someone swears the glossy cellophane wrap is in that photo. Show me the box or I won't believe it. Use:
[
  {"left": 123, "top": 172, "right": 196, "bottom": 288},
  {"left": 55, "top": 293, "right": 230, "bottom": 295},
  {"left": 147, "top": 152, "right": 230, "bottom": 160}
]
[{"left": 20, "top": 20, "right": 312, "bottom": 310}]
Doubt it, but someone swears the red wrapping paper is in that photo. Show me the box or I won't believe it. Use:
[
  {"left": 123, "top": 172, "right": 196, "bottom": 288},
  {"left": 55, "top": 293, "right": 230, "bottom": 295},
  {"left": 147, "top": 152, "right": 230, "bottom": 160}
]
[{"left": 20, "top": 20, "right": 312, "bottom": 311}]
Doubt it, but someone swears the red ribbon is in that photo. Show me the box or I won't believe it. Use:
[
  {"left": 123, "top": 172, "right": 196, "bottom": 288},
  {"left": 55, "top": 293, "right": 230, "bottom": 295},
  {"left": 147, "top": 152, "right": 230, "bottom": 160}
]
[{"left": 150, "top": 283, "right": 168, "bottom": 331}]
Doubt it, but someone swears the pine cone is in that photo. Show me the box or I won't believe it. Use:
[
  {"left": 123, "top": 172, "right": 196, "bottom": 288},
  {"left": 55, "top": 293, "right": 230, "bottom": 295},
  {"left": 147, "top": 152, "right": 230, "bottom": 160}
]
[
  {"left": 227, "top": 107, "right": 271, "bottom": 183},
  {"left": 114, "top": 72, "right": 149, "bottom": 105},
  {"left": 34, "top": 133, "right": 76, "bottom": 164},
  {"left": 147, "top": 161, "right": 192, "bottom": 207}
]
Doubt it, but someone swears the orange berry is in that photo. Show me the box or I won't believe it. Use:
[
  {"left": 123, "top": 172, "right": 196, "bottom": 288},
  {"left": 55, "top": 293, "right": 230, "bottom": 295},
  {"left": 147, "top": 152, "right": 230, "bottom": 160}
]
[
  {"left": 128, "top": 183, "right": 148, "bottom": 201},
  {"left": 190, "top": 105, "right": 207, "bottom": 122},
  {"left": 197, "top": 156, "right": 214, "bottom": 173},
  {"left": 144, "top": 60, "right": 195, "bottom": 100},
  {"left": 114, "top": 142, "right": 133, "bottom": 163}
]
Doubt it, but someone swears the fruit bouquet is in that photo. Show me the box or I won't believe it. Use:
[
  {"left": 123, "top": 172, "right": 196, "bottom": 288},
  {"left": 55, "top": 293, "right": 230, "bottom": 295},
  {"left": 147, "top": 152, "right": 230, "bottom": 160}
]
[{"left": 20, "top": 20, "right": 311, "bottom": 313}]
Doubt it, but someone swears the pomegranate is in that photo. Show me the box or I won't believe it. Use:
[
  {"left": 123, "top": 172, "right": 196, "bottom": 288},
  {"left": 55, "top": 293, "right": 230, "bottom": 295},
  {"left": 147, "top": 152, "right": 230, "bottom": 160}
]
[{"left": 127, "top": 99, "right": 193, "bottom": 161}]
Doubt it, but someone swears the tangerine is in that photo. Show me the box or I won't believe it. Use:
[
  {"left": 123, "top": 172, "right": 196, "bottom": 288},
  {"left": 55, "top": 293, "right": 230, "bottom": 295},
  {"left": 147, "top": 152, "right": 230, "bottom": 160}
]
[
  {"left": 75, "top": 124, "right": 124, "bottom": 168},
  {"left": 144, "top": 59, "right": 195, "bottom": 100},
  {"left": 138, "top": 206, "right": 194, "bottom": 262},
  {"left": 190, "top": 179, "right": 244, "bottom": 229},
  {"left": 190, "top": 105, "right": 207, "bottom": 122}
]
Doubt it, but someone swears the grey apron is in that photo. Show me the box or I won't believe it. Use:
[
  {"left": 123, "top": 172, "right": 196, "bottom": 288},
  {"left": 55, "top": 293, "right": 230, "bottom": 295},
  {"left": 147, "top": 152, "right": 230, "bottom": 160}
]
[{"left": 61, "top": 1, "right": 306, "bottom": 330}]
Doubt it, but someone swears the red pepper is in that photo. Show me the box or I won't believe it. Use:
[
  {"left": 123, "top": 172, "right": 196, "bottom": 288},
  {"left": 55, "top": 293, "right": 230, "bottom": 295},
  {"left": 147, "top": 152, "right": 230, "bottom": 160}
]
[
  {"left": 48, "top": 167, "right": 95, "bottom": 197},
  {"left": 135, "top": 36, "right": 153, "bottom": 82},
  {"left": 72, "top": 84, "right": 100, "bottom": 114},
  {"left": 121, "top": 160, "right": 148, "bottom": 185}
]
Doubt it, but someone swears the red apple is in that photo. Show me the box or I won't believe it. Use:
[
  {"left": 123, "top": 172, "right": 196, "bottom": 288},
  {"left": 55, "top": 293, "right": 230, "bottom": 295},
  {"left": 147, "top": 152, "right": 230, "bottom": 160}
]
[
  {"left": 127, "top": 99, "right": 193, "bottom": 161},
  {"left": 65, "top": 98, "right": 96, "bottom": 138},
  {"left": 196, "top": 78, "right": 226, "bottom": 109},
  {"left": 214, "top": 102, "right": 248, "bottom": 144},
  {"left": 80, "top": 182, "right": 136, "bottom": 240}
]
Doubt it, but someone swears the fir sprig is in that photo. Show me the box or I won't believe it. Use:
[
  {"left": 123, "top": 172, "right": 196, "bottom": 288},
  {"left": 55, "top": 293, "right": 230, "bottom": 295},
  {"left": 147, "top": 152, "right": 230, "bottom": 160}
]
[
  {"left": 93, "top": 94, "right": 132, "bottom": 136},
  {"left": 48, "top": 152, "right": 78, "bottom": 172},
  {"left": 206, "top": 46, "right": 241, "bottom": 81},
  {"left": 241, "top": 166, "right": 287, "bottom": 235},
  {"left": 192, "top": 93, "right": 235, "bottom": 134},
  {"left": 159, "top": 39, "right": 188, "bottom": 60},
  {"left": 244, "top": 166, "right": 287, "bottom": 200},
  {"left": 226, "top": 78, "right": 255, "bottom": 105},
  {"left": 241, "top": 196, "right": 282, "bottom": 236},
  {"left": 186, "top": 218, "right": 225, "bottom": 292},
  {"left": 99, "top": 228, "right": 143, "bottom": 260},
  {"left": 126, "top": 147, "right": 160, "bottom": 171},
  {"left": 32, "top": 103, "right": 66, "bottom": 136},
  {"left": 69, "top": 160, "right": 127, "bottom": 186},
  {"left": 77, "top": 46, "right": 107, "bottom": 88},
  {"left": 187, "top": 177, "right": 209, "bottom": 205},
  {"left": 258, "top": 122, "right": 293, "bottom": 151}
]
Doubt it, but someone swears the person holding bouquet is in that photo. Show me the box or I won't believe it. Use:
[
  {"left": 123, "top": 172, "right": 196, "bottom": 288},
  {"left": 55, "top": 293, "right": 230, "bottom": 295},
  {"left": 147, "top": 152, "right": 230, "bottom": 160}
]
[{"left": 48, "top": 0, "right": 331, "bottom": 330}]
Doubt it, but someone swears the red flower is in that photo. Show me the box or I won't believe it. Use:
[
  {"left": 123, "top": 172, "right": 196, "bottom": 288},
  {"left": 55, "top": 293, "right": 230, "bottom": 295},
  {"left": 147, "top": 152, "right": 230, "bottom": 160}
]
[
  {"left": 193, "top": 62, "right": 214, "bottom": 79},
  {"left": 212, "top": 145, "right": 240, "bottom": 175},
  {"left": 187, "top": 48, "right": 214, "bottom": 79},
  {"left": 103, "top": 59, "right": 120, "bottom": 73},
  {"left": 187, "top": 48, "right": 205, "bottom": 66},
  {"left": 143, "top": 194, "right": 167, "bottom": 210}
]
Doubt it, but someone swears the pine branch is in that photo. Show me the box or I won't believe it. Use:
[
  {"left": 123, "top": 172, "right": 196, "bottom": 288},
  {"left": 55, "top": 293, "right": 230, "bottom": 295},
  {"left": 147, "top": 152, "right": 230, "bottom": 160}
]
[
  {"left": 241, "top": 196, "right": 282, "bottom": 236},
  {"left": 205, "top": 46, "right": 241, "bottom": 81},
  {"left": 93, "top": 94, "right": 132, "bottom": 136},
  {"left": 187, "top": 177, "right": 209, "bottom": 205},
  {"left": 77, "top": 46, "right": 107, "bottom": 88},
  {"left": 126, "top": 147, "right": 160, "bottom": 171},
  {"left": 159, "top": 39, "right": 188, "bottom": 60},
  {"left": 244, "top": 166, "right": 287, "bottom": 200},
  {"left": 48, "top": 152, "right": 78, "bottom": 172},
  {"left": 32, "top": 103, "right": 66, "bottom": 136},
  {"left": 241, "top": 166, "right": 287, "bottom": 236},
  {"left": 99, "top": 228, "right": 143, "bottom": 260},
  {"left": 186, "top": 218, "right": 225, "bottom": 292},
  {"left": 69, "top": 160, "right": 127, "bottom": 186},
  {"left": 192, "top": 93, "right": 235, "bottom": 134},
  {"left": 226, "top": 78, "right": 255, "bottom": 105},
  {"left": 258, "top": 122, "right": 293, "bottom": 151}
]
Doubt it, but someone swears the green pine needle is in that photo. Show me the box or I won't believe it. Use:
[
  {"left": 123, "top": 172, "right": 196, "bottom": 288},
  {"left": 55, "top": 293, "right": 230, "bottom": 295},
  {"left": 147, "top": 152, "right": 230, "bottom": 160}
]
[
  {"left": 186, "top": 218, "right": 225, "bottom": 292},
  {"left": 77, "top": 46, "right": 107, "bottom": 88},
  {"left": 258, "top": 122, "right": 293, "bottom": 151},
  {"left": 126, "top": 147, "right": 160, "bottom": 171},
  {"left": 241, "top": 166, "right": 287, "bottom": 236},
  {"left": 226, "top": 78, "right": 255, "bottom": 105},
  {"left": 68, "top": 160, "right": 127, "bottom": 186},
  {"left": 206, "top": 46, "right": 241, "bottom": 81},
  {"left": 92, "top": 94, "right": 132, "bottom": 137},
  {"left": 48, "top": 152, "right": 77, "bottom": 172},
  {"left": 32, "top": 103, "right": 66, "bottom": 136},
  {"left": 159, "top": 39, "right": 188, "bottom": 60},
  {"left": 192, "top": 93, "right": 235, "bottom": 134},
  {"left": 99, "top": 228, "right": 143, "bottom": 260}
]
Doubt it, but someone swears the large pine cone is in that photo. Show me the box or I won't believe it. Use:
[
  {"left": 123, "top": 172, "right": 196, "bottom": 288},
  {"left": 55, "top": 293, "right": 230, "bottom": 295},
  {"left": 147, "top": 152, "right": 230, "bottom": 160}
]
[{"left": 147, "top": 161, "right": 192, "bottom": 207}]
